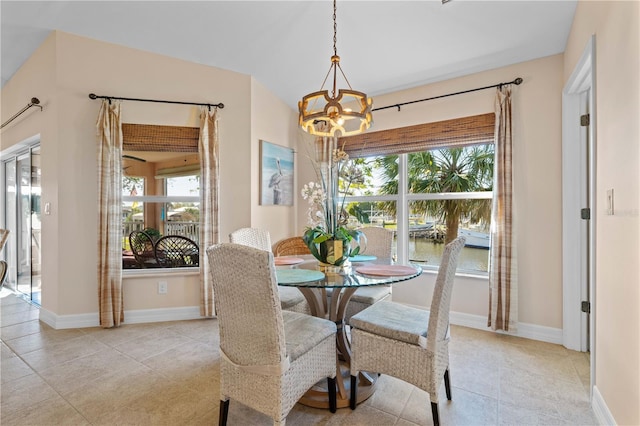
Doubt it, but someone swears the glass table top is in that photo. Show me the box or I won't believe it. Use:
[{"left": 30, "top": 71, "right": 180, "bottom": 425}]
[{"left": 275, "top": 256, "right": 422, "bottom": 288}]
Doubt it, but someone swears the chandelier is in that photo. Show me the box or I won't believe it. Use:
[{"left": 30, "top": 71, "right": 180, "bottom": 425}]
[{"left": 298, "top": 0, "right": 373, "bottom": 137}]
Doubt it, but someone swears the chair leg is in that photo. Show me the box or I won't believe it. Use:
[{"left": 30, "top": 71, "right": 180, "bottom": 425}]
[
  {"left": 431, "top": 402, "right": 440, "bottom": 426},
  {"left": 328, "top": 376, "right": 337, "bottom": 413},
  {"left": 444, "top": 368, "right": 452, "bottom": 400},
  {"left": 350, "top": 375, "right": 357, "bottom": 410},
  {"left": 219, "top": 399, "right": 229, "bottom": 426}
]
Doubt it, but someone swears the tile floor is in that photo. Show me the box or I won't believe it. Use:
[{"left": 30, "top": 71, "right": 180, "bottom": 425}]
[{"left": 1, "top": 288, "right": 598, "bottom": 425}]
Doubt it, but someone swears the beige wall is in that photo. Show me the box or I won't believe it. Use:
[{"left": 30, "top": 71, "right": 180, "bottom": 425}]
[
  {"left": 249, "top": 77, "right": 300, "bottom": 245},
  {"left": 1, "top": 33, "right": 60, "bottom": 310},
  {"left": 297, "top": 54, "right": 565, "bottom": 329},
  {"left": 564, "top": 1, "right": 640, "bottom": 424},
  {"left": 1, "top": 31, "right": 254, "bottom": 316}
]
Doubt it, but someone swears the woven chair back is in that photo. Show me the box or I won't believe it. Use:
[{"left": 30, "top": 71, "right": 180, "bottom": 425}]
[
  {"left": 155, "top": 235, "right": 199, "bottom": 267},
  {"left": 0, "top": 229, "right": 8, "bottom": 252},
  {"left": 0, "top": 260, "right": 7, "bottom": 288},
  {"left": 427, "top": 236, "right": 466, "bottom": 349},
  {"left": 129, "top": 231, "right": 156, "bottom": 266},
  {"left": 207, "top": 243, "right": 286, "bottom": 367},
  {"left": 0, "top": 229, "right": 9, "bottom": 286},
  {"left": 229, "top": 228, "right": 272, "bottom": 252},
  {"left": 271, "top": 237, "right": 311, "bottom": 256},
  {"left": 357, "top": 227, "right": 394, "bottom": 258}
]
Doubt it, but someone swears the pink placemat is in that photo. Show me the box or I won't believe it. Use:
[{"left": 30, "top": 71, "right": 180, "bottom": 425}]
[
  {"left": 274, "top": 257, "right": 305, "bottom": 266},
  {"left": 355, "top": 264, "right": 418, "bottom": 277}
]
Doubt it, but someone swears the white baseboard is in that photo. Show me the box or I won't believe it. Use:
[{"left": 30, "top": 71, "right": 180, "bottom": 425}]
[
  {"left": 398, "top": 303, "right": 563, "bottom": 345},
  {"left": 40, "top": 303, "right": 562, "bottom": 345},
  {"left": 125, "top": 306, "right": 202, "bottom": 324},
  {"left": 39, "top": 308, "right": 99, "bottom": 329},
  {"left": 516, "top": 321, "right": 564, "bottom": 345},
  {"left": 449, "top": 311, "right": 563, "bottom": 344},
  {"left": 39, "top": 306, "right": 203, "bottom": 329},
  {"left": 592, "top": 385, "right": 616, "bottom": 425}
]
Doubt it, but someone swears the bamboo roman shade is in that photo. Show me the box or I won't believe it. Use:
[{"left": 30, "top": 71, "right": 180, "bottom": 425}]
[
  {"left": 339, "top": 113, "right": 495, "bottom": 158},
  {"left": 122, "top": 123, "right": 199, "bottom": 152}
]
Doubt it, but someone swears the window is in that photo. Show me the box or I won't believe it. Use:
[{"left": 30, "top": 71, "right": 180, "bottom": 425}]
[
  {"left": 122, "top": 176, "right": 145, "bottom": 239},
  {"left": 122, "top": 173, "right": 200, "bottom": 269},
  {"left": 339, "top": 114, "right": 495, "bottom": 274},
  {"left": 120, "top": 123, "right": 201, "bottom": 269},
  {"left": 165, "top": 175, "right": 200, "bottom": 241}
]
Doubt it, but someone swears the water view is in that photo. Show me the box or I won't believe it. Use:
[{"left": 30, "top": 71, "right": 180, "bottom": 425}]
[{"left": 408, "top": 238, "right": 489, "bottom": 273}]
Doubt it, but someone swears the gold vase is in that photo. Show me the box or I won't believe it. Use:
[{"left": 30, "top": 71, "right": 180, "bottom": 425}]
[
  {"left": 317, "top": 258, "right": 352, "bottom": 274},
  {"left": 319, "top": 238, "right": 350, "bottom": 263}
]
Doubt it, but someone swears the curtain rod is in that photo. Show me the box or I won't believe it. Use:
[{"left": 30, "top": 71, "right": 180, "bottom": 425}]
[
  {"left": 88, "top": 93, "right": 224, "bottom": 110},
  {"left": 1, "top": 98, "right": 43, "bottom": 129},
  {"left": 372, "top": 77, "right": 523, "bottom": 112}
]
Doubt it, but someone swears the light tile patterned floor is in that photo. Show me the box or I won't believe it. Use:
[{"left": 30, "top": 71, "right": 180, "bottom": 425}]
[{"left": 0, "top": 288, "right": 597, "bottom": 425}]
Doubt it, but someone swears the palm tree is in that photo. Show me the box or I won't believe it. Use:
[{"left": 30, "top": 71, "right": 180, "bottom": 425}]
[{"left": 378, "top": 145, "right": 494, "bottom": 243}]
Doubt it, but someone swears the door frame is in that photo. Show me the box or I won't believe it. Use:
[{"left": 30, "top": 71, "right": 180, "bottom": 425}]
[
  {"left": 1, "top": 135, "right": 41, "bottom": 301},
  {"left": 562, "top": 35, "right": 596, "bottom": 386}
]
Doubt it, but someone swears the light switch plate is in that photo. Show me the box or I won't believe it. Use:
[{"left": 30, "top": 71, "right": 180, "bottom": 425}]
[{"left": 606, "top": 189, "right": 614, "bottom": 215}]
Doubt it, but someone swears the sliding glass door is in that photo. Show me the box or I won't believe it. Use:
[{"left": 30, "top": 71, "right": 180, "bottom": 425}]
[{"left": 2, "top": 145, "right": 41, "bottom": 304}]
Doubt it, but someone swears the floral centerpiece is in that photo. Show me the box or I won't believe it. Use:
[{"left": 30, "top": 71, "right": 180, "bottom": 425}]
[{"left": 301, "top": 135, "right": 364, "bottom": 269}]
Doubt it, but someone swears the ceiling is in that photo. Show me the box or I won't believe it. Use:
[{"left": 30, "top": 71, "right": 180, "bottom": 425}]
[{"left": 1, "top": 1, "right": 577, "bottom": 111}]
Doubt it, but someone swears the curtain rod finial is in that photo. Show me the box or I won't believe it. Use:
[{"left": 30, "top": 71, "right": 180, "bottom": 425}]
[
  {"left": 514, "top": 78, "right": 523, "bottom": 85},
  {"left": 89, "top": 93, "right": 98, "bottom": 100},
  {"left": 31, "top": 97, "right": 40, "bottom": 105}
]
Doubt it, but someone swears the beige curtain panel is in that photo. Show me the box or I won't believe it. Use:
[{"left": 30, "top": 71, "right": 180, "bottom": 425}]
[
  {"left": 97, "top": 100, "right": 124, "bottom": 328},
  {"left": 488, "top": 86, "right": 518, "bottom": 332},
  {"left": 199, "top": 108, "right": 220, "bottom": 317}
]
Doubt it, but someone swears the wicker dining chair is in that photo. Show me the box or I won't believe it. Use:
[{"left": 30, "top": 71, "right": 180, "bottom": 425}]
[
  {"left": 207, "top": 243, "right": 337, "bottom": 425},
  {"left": 229, "top": 227, "right": 272, "bottom": 251},
  {"left": 230, "top": 228, "right": 310, "bottom": 315},
  {"left": 154, "top": 235, "right": 199, "bottom": 267},
  {"left": 271, "top": 237, "right": 311, "bottom": 257},
  {"left": 0, "top": 228, "right": 9, "bottom": 251},
  {"left": 0, "top": 261, "right": 7, "bottom": 289},
  {"left": 0, "top": 229, "right": 9, "bottom": 288},
  {"left": 341, "top": 227, "right": 396, "bottom": 322},
  {"left": 129, "top": 231, "right": 160, "bottom": 268},
  {"left": 349, "top": 237, "right": 466, "bottom": 426},
  {"left": 357, "top": 226, "right": 395, "bottom": 258}
]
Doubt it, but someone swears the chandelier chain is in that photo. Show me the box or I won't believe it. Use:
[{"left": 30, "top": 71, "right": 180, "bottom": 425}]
[{"left": 333, "top": 0, "right": 337, "bottom": 57}]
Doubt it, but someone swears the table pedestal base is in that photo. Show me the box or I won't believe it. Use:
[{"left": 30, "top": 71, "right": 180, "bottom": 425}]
[{"left": 298, "top": 365, "right": 377, "bottom": 409}]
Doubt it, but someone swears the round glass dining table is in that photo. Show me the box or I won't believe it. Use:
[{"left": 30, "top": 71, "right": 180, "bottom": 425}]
[{"left": 276, "top": 255, "right": 423, "bottom": 409}]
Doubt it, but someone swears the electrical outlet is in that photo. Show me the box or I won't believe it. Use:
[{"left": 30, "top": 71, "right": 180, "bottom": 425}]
[{"left": 158, "top": 281, "right": 168, "bottom": 294}]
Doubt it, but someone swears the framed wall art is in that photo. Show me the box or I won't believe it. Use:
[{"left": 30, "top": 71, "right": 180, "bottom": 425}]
[{"left": 260, "top": 140, "right": 294, "bottom": 206}]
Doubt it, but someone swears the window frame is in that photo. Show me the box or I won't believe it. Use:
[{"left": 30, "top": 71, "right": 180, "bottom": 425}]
[
  {"left": 343, "top": 151, "right": 493, "bottom": 276},
  {"left": 338, "top": 113, "right": 496, "bottom": 276},
  {"left": 122, "top": 176, "right": 200, "bottom": 272}
]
